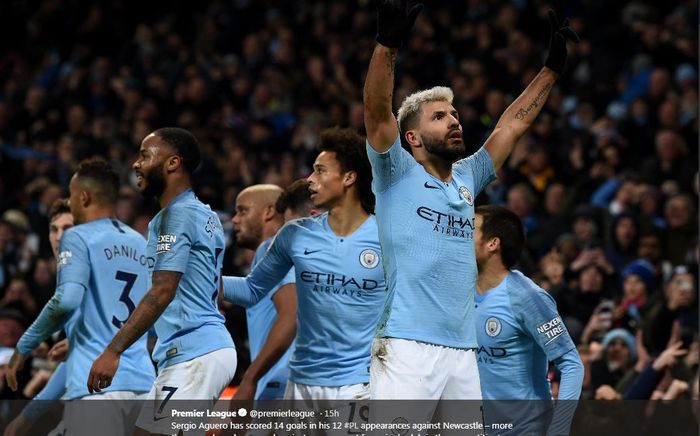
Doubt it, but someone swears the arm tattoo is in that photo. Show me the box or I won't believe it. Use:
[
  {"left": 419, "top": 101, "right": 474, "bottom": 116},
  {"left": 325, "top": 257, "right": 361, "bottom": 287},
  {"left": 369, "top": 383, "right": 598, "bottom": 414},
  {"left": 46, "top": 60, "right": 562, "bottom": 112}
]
[
  {"left": 107, "top": 271, "right": 181, "bottom": 354},
  {"left": 384, "top": 48, "right": 398, "bottom": 75},
  {"left": 515, "top": 82, "right": 553, "bottom": 120}
]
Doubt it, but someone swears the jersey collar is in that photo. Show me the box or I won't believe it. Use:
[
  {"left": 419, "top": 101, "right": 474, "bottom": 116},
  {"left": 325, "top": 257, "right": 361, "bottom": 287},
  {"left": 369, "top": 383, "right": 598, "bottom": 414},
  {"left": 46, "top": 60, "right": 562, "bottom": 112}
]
[{"left": 167, "top": 188, "right": 194, "bottom": 207}]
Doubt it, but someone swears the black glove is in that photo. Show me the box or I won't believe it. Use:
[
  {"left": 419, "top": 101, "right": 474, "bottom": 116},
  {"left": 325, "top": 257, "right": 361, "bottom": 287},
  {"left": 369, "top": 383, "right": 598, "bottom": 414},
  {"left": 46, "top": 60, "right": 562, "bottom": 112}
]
[
  {"left": 375, "top": 0, "right": 424, "bottom": 48},
  {"left": 544, "top": 10, "right": 580, "bottom": 75}
]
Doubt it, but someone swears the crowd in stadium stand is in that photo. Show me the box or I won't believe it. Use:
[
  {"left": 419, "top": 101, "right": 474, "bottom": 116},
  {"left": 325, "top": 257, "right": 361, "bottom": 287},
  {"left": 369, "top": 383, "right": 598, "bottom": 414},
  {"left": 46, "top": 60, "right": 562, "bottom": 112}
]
[{"left": 0, "top": 0, "right": 697, "bottom": 409}]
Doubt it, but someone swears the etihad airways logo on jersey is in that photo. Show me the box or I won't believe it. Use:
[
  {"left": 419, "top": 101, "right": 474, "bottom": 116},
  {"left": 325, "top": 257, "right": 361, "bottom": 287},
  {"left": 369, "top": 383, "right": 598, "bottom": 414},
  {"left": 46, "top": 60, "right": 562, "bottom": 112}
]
[
  {"left": 416, "top": 206, "right": 475, "bottom": 238},
  {"left": 476, "top": 345, "right": 507, "bottom": 364},
  {"left": 300, "top": 271, "right": 379, "bottom": 298}
]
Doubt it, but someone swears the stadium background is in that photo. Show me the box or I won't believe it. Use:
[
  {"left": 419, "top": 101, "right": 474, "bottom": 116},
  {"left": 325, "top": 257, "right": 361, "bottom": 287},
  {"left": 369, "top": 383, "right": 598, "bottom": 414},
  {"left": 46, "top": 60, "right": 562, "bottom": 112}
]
[{"left": 0, "top": 0, "right": 696, "bottom": 405}]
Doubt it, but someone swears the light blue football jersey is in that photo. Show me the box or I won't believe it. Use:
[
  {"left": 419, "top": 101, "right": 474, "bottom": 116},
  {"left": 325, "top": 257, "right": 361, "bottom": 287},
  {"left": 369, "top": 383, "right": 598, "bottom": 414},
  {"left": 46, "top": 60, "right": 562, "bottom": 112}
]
[
  {"left": 146, "top": 189, "right": 234, "bottom": 368},
  {"left": 247, "top": 237, "right": 295, "bottom": 400},
  {"left": 20, "top": 218, "right": 155, "bottom": 399},
  {"left": 366, "top": 135, "right": 496, "bottom": 348},
  {"left": 224, "top": 213, "right": 385, "bottom": 386},
  {"left": 474, "top": 270, "right": 576, "bottom": 400}
]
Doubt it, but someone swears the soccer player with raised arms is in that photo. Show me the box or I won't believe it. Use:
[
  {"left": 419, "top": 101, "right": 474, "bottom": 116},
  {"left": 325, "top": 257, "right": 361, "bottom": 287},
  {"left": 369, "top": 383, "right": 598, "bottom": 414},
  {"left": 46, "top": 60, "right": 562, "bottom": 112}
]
[
  {"left": 5, "top": 159, "right": 155, "bottom": 435},
  {"left": 87, "top": 128, "right": 235, "bottom": 433},
  {"left": 223, "top": 128, "right": 384, "bottom": 400},
  {"left": 474, "top": 205, "right": 583, "bottom": 434},
  {"left": 363, "top": 0, "right": 579, "bottom": 399}
]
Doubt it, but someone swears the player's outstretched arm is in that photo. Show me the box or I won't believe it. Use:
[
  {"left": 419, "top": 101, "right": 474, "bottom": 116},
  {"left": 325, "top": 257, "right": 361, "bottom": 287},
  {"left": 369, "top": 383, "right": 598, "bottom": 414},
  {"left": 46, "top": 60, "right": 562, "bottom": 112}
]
[
  {"left": 87, "top": 270, "right": 180, "bottom": 393},
  {"left": 364, "top": 0, "right": 423, "bottom": 152},
  {"left": 233, "top": 284, "right": 297, "bottom": 400},
  {"left": 5, "top": 283, "right": 83, "bottom": 392},
  {"left": 483, "top": 10, "right": 579, "bottom": 170},
  {"left": 223, "top": 227, "right": 295, "bottom": 308}
]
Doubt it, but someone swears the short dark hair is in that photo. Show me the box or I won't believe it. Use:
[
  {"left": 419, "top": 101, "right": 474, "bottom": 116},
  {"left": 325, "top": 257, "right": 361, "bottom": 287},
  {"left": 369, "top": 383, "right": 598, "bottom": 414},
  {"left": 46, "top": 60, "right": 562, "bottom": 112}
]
[
  {"left": 276, "top": 179, "right": 313, "bottom": 216},
  {"left": 75, "top": 158, "right": 119, "bottom": 205},
  {"left": 476, "top": 205, "right": 525, "bottom": 269},
  {"left": 48, "top": 198, "right": 70, "bottom": 222},
  {"left": 153, "top": 127, "right": 201, "bottom": 175},
  {"left": 317, "top": 127, "right": 375, "bottom": 214}
]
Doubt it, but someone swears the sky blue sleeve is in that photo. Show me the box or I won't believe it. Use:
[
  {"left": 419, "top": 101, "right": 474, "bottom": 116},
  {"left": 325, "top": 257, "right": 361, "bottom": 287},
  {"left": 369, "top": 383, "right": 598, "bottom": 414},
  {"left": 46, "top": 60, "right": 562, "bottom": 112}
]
[
  {"left": 274, "top": 266, "right": 295, "bottom": 290},
  {"left": 455, "top": 146, "right": 497, "bottom": 195},
  {"left": 17, "top": 231, "right": 87, "bottom": 355},
  {"left": 513, "top": 285, "right": 576, "bottom": 363},
  {"left": 547, "top": 349, "right": 583, "bottom": 435},
  {"left": 56, "top": 230, "right": 90, "bottom": 287},
  {"left": 21, "top": 363, "right": 67, "bottom": 419},
  {"left": 223, "top": 225, "right": 295, "bottom": 308},
  {"left": 153, "top": 206, "right": 194, "bottom": 273},
  {"left": 17, "top": 282, "right": 84, "bottom": 355},
  {"left": 554, "top": 349, "right": 584, "bottom": 400},
  {"left": 365, "top": 134, "right": 417, "bottom": 193}
]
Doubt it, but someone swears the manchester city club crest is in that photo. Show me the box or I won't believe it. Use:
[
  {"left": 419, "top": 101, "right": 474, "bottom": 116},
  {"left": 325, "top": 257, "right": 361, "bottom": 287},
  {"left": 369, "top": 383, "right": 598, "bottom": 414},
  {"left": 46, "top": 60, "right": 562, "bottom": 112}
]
[
  {"left": 359, "top": 249, "right": 380, "bottom": 269},
  {"left": 459, "top": 186, "right": 474, "bottom": 205},
  {"left": 485, "top": 317, "right": 502, "bottom": 337}
]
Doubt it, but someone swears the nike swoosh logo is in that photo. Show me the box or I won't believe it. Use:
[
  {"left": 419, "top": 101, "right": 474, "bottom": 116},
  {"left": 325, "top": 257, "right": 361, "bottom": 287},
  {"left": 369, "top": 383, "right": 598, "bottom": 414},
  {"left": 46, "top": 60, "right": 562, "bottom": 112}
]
[
  {"left": 304, "top": 248, "right": 321, "bottom": 255},
  {"left": 153, "top": 415, "right": 170, "bottom": 422},
  {"left": 424, "top": 181, "right": 440, "bottom": 189}
]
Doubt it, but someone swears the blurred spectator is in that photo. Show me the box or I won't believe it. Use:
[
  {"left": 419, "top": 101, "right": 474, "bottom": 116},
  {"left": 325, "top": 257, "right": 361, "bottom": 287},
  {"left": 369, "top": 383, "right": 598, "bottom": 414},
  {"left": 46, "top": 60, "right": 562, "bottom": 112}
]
[
  {"left": 527, "top": 182, "right": 571, "bottom": 257},
  {"left": 604, "top": 212, "right": 640, "bottom": 272},
  {"left": 614, "top": 259, "right": 657, "bottom": 331},
  {"left": 571, "top": 205, "right": 603, "bottom": 249},
  {"left": 637, "top": 184, "right": 666, "bottom": 229},
  {"left": 0, "top": 277, "right": 37, "bottom": 318},
  {"left": 558, "top": 263, "right": 615, "bottom": 343},
  {"left": 589, "top": 328, "right": 638, "bottom": 396},
  {"left": 0, "top": 305, "right": 28, "bottom": 348},
  {"left": 624, "top": 340, "right": 689, "bottom": 400},
  {"left": 641, "top": 265, "right": 698, "bottom": 355},
  {"left": 662, "top": 194, "right": 697, "bottom": 265},
  {"left": 640, "top": 130, "right": 695, "bottom": 193},
  {"left": 506, "top": 183, "right": 538, "bottom": 235},
  {"left": 637, "top": 230, "right": 671, "bottom": 277}
]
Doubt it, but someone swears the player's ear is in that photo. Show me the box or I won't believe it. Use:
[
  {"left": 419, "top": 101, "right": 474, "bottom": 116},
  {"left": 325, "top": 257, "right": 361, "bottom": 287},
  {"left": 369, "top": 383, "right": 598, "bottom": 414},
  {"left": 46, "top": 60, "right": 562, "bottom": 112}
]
[
  {"left": 166, "top": 155, "right": 181, "bottom": 173},
  {"left": 488, "top": 236, "right": 501, "bottom": 252},
  {"left": 80, "top": 189, "right": 91, "bottom": 208},
  {"left": 262, "top": 204, "right": 276, "bottom": 222},
  {"left": 405, "top": 130, "right": 420, "bottom": 148},
  {"left": 344, "top": 170, "right": 357, "bottom": 187}
]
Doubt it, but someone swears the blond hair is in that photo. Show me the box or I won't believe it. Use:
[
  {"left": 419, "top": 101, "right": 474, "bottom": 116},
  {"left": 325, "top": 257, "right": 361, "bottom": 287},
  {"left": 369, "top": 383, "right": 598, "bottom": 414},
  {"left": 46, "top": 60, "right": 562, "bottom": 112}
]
[{"left": 396, "top": 86, "right": 454, "bottom": 133}]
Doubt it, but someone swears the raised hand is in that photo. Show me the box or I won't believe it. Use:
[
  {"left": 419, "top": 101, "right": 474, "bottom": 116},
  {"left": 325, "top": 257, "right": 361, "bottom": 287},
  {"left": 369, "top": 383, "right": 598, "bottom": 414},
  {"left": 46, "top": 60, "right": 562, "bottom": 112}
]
[
  {"left": 375, "top": 0, "right": 424, "bottom": 48},
  {"left": 544, "top": 10, "right": 580, "bottom": 75}
]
